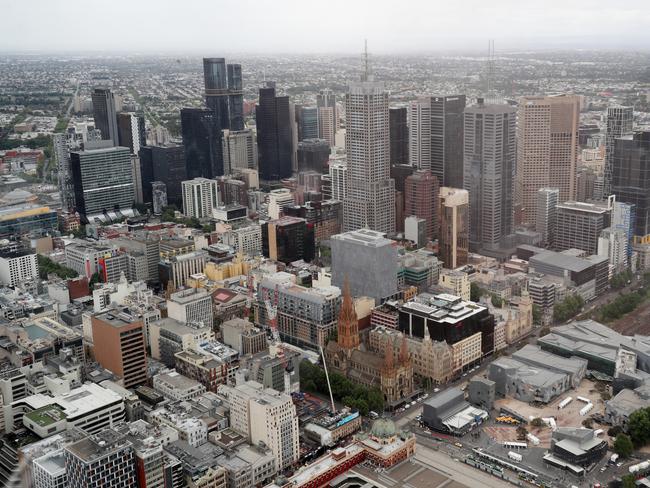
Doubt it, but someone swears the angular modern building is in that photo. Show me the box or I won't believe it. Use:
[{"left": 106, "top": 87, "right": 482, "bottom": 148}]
[
  {"left": 463, "top": 100, "right": 516, "bottom": 251},
  {"left": 256, "top": 85, "right": 295, "bottom": 182},
  {"left": 604, "top": 105, "right": 633, "bottom": 197},
  {"left": 181, "top": 107, "right": 223, "bottom": 179},
  {"left": 203, "top": 57, "right": 244, "bottom": 131},
  {"left": 343, "top": 76, "right": 395, "bottom": 233},
  {"left": 70, "top": 146, "right": 134, "bottom": 219},
  {"left": 516, "top": 95, "right": 580, "bottom": 227},
  {"left": 398, "top": 293, "right": 495, "bottom": 359},
  {"left": 612, "top": 131, "right": 650, "bottom": 242},
  {"left": 409, "top": 95, "right": 465, "bottom": 187},
  {"left": 296, "top": 106, "right": 319, "bottom": 141},
  {"left": 91, "top": 88, "right": 119, "bottom": 145}
]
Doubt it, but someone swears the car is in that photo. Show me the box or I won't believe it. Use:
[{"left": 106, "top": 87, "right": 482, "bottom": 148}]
[
  {"left": 617, "top": 462, "right": 623, "bottom": 467},
  {"left": 433, "top": 389, "right": 439, "bottom": 394},
  {"left": 600, "top": 466, "right": 607, "bottom": 472},
  {"left": 454, "top": 442, "right": 463, "bottom": 448}
]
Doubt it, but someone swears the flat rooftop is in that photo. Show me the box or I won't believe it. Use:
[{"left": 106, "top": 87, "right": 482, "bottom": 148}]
[
  {"left": 332, "top": 229, "right": 392, "bottom": 248},
  {"left": 401, "top": 293, "right": 486, "bottom": 324}
]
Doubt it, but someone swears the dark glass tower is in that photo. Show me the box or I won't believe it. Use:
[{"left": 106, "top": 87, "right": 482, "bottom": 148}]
[
  {"left": 432, "top": 95, "right": 466, "bottom": 188},
  {"left": 256, "top": 85, "right": 294, "bottom": 181},
  {"left": 613, "top": 131, "right": 650, "bottom": 238},
  {"left": 203, "top": 58, "right": 244, "bottom": 132},
  {"left": 389, "top": 107, "right": 409, "bottom": 165},
  {"left": 91, "top": 88, "right": 118, "bottom": 145},
  {"left": 181, "top": 108, "right": 223, "bottom": 179},
  {"left": 117, "top": 112, "right": 146, "bottom": 154},
  {"left": 139, "top": 144, "right": 186, "bottom": 206}
]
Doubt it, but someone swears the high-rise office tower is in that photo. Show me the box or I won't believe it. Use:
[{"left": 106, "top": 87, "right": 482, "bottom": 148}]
[
  {"left": 439, "top": 187, "right": 469, "bottom": 269},
  {"left": 181, "top": 108, "right": 223, "bottom": 179},
  {"left": 91, "top": 88, "right": 119, "bottom": 145},
  {"left": 463, "top": 100, "right": 516, "bottom": 251},
  {"left": 139, "top": 144, "right": 187, "bottom": 207},
  {"left": 70, "top": 146, "right": 134, "bottom": 218},
  {"left": 91, "top": 310, "right": 148, "bottom": 388},
  {"left": 343, "top": 64, "right": 395, "bottom": 233},
  {"left": 536, "top": 188, "right": 559, "bottom": 248},
  {"left": 408, "top": 95, "right": 465, "bottom": 187},
  {"left": 613, "top": 131, "right": 650, "bottom": 241},
  {"left": 516, "top": 95, "right": 580, "bottom": 227},
  {"left": 117, "top": 112, "right": 146, "bottom": 155},
  {"left": 604, "top": 106, "right": 633, "bottom": 197},
  {"left": 203, "top": 57, "right": 244, "bottom": 131},
  {"left": 404, "top": 170, "right": 439, "bottom": 242},
  {"left": 389, "top": 107, "right": 409, "bottom": 165},
  {"left": 256, "top": 85, "right": 295, "bottom": 181},
  {"left": 296, "top": 106, "right": 319, "bottom": 141},
  {"left": 222, "top": 129, "right": 257, "bottom": 174},
  {"left": 317, "top": 89, "right": 337, "bottom": 146},
  {"left": 182, "top": 177, "right": 219, "bottom": 219}
]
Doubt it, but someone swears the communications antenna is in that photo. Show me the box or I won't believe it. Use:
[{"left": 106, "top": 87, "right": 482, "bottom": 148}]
[
  {"left": 361, "top": 39, "right": 372, "bottom": 82},
  {"left": 486, "top": 39, "right": 496, "bottom": 102}
]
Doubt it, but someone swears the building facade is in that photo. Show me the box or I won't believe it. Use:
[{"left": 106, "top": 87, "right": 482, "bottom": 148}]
[
  {"left": 463, "top": 100, "right": 516, "bottom": 251},
  {"left": 439, "top": 187, "right": 469, "bottom": 269},
  {"left": 516, "top": 95, "right": 580, "bottom": 227},
  {"left": 343, "top": 79, "right": 395, "bottom": 234}
]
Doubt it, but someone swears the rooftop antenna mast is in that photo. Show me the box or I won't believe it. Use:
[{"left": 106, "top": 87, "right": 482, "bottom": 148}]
[
  {"left": 486, "top": 39, "right": 496, "bottom": 103},
  {"left": 362, "top": 39, "right": 371, "bottom": 82}
]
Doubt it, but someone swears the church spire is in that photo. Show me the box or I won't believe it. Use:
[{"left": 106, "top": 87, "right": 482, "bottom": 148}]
[
  {"left": 383, "top": 339, "right": 394, "bottom": 372},
  {"left": 337, "top": 276, "right": 359, "bottom": 350},
  {"left": 399, "top": 334, "right": 410, "bottom": 364}
]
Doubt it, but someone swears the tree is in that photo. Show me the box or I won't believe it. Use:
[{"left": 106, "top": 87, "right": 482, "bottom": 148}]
[
  {"left": 532, "top": 304, "right": 542, "bottom": 325},
  {"left": 530, "top": 418, "right": 543, "bottom": 428},
  {"left": 582, "top": 418, "right": 594, "bottom": 429},
  {"left": 628, "top": 407, "right": 650, "bottom": 447},
  {"left": 622, "top": 474, "right": 637, "bottom": 488},
  {"left": 553, "top": 294, "right": 584, "bottom": 323},
  {"left": 37, "top": 254, "right": 78, "bottom": 280},
  {"left": 470, "top": 282, "right": 484, "bottom": 302},
  {"left": 608, "top": 425, "right": 623, "bottom": 437},
  {"left": 491, "top": 294, "right": 503, "bottom": 307},
  {"left": 89, "top": 271, "right": 101, "bottom": 288},
  {"left": 614, "top": 434, "right": 634, "bottom": 459}
]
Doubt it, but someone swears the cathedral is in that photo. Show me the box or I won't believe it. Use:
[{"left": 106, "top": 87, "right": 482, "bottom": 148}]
[{"left": 325, "top": 279, "right": 414, "bottom": 405}]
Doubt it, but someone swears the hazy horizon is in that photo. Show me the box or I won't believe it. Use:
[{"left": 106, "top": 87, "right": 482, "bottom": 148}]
[{"left": 3, "top": 0, "right": 650, "bottom": 54}]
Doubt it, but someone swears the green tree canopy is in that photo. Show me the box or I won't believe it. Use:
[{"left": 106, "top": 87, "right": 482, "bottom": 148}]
[{"left": 613, "top": 433, "right": 634, "bottom": 458}]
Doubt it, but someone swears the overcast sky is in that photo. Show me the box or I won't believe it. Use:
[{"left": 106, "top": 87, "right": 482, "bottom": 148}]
[{"left": 3, "top": 0, "right": 650, "bottom": 54}]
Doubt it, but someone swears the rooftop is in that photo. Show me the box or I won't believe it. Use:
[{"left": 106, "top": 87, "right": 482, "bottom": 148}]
[
  {"left": 332, "top": 229, "right": 392, "bottom": 248},
  {"left": 401, "top": 293, "right": 486, "bottom": 324}
]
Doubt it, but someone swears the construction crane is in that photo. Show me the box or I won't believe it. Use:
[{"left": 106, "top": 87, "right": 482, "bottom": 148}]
[
  {"left": 262, "top": 285, "right": 294, "bottom": 385},
  {"left": 244, "top": 273, "right": 255, "bottom": 319}
]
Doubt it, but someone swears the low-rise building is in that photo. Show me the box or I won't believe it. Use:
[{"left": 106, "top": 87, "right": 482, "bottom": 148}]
[
  {"left": 153, "top": 371, "right": 207, "bottom": 402},
  {"left": 422, "top": 388, "right": 489, "bottom": 435}
]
